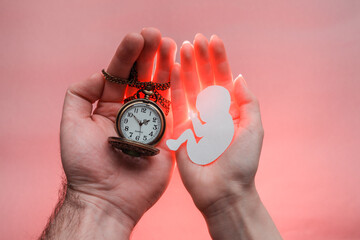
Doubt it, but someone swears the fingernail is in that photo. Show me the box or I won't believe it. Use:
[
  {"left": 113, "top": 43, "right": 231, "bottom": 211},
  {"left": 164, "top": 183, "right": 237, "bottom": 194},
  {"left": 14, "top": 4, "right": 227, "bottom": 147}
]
[
  {"left": 235, "top": 74, "right": 247, "bottom": 87},
  {"left": 194, "top": 33, "right": 203, "bottom": 40},
  {"left": 240, "top": 75, "right": 248, "bottom": 87},
  {"left": 210, "top": 34, "right": 217, "bottom": 41},
  {"left": 182, "top": 40, "right": 191, "bottom": 46},
  {"left": 194, "top": 33, "right": 206, "bottom": 45},
  {"left": 234, "top": 74, "right": 242, "bottom": 81}
]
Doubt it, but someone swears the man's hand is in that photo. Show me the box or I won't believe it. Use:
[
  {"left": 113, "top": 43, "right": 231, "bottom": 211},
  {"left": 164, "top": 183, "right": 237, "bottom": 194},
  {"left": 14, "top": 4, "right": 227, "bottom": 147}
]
[
  {"left": 42, "top": 28, "right": 177, "bottom": 239},
  {"left": 170, "top": 34, "right": 282, "bottom": 239}
]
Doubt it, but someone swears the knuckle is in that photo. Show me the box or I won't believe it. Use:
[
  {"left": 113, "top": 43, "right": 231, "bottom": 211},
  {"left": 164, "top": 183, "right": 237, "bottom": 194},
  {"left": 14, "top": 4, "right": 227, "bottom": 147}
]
[{"left": 66, "top": 82, "right": 78, "bottom": 94}]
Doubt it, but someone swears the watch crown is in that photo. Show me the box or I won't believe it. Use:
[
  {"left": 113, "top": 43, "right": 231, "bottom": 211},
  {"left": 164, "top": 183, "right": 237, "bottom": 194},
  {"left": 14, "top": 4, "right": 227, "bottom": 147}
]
[{"left": 143, "top": 90, "right": 154, "bottom": 98}]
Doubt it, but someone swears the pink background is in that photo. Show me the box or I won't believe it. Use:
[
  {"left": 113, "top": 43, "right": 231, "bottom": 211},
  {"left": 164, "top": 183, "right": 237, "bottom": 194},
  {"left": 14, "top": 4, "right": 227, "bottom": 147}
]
[{"left": 1, "top": 0, "right": 360, "bottom": 239}]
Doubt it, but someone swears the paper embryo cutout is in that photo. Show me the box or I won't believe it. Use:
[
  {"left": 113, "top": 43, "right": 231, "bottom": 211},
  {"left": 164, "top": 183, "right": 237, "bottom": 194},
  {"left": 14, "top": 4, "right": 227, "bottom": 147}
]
[{"left": 166, "top": 85, "right": 234, "bottom": 165}]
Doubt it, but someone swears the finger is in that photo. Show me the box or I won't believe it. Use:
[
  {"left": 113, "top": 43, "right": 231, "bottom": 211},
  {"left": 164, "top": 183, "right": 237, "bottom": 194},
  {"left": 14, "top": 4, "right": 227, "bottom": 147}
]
[
  {"left": 153, "top": 37, "right": 177, "bottom": 84},
  {"left": 209, "top": 35, "right": 233, "bottom": 92},
  {"left": 126, "top": 28, "right": 161, "bottom": 97},
  {"left": 193, "top": 33, "right": 214, "bottom": 90},
  {"left": 209, "top": 35, "right": 240, "bottom": 119},
  {"left": 62, "top": 73, "right": 104, "bottom": 121},
  {"left": 153, "top": 37, "right": 177, "bottom": 100},
  {"left": 100, "top": 33, "right": 144, "bottom": 102},
  {"left": 180, "top": 41, "right": 200, "bottom": 111},
  {"left": 175, "top": 147, "right": 197, "bottom": 188},
  {"left": 233, "top": 75, "right": 263, "bottom": 128},
  {"left": 170, "top": 63, "right": 188, "bottom": 128}
]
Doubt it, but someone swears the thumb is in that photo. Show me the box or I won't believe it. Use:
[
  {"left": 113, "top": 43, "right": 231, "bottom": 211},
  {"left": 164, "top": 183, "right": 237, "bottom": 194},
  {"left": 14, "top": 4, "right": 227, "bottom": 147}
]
[
  {"left": 62, "top": 73, "right": 105, "bottom": 122},
  {"left": 233, "top": 75, "right": 262, "bottom": 128}
]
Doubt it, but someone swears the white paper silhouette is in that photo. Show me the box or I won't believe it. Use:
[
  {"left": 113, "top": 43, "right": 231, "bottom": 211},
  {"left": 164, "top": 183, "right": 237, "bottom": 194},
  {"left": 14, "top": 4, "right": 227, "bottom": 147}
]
[{"left": 166, "top": 85, "right": 234, "bottom": 165}]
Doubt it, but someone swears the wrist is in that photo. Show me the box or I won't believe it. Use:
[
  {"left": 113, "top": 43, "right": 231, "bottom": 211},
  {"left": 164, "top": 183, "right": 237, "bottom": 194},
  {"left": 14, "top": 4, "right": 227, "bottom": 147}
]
[
  {"left": 201, "top": 184, "right": 259, "bottom": 220},
  {"left": 42, "top": 188, "right": 135, "bottom": 240},
  {"left": 202, "top": 185, "right": 282, "bottom": 240},
  {"left": 67, "top": 188, "right": 135, "bottom": 239}
]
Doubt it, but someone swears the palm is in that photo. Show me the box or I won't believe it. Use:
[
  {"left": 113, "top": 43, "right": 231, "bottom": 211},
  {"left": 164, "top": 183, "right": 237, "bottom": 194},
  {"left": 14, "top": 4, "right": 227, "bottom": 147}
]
[
  {"left": 174, "top": 116, "right": 262, "bottom": 211},
  {"left": 61, "top": 111, "right": 173, "bottom": 222},
  {"left": 60, "top": 28, "right": 176, "bottom": 223}
]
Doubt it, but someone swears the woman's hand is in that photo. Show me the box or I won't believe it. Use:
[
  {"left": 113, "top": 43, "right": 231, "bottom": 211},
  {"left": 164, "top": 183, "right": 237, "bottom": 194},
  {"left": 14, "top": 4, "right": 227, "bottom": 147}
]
[{"left": 170, "top": 34, "right": 281, "bottom": 240}]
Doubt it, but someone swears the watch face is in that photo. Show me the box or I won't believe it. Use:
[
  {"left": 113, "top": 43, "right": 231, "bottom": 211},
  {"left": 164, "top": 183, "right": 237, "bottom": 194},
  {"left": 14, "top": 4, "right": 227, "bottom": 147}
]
[{"left": 116, "top": 100, "right": 165, "bottom": 145}]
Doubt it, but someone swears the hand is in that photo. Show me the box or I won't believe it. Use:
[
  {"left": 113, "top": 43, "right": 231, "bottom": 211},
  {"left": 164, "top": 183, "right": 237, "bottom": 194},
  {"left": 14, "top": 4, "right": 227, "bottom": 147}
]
[
  {"left": 170, "top": 34, "right": 281, "bottom": 239},
  {"left": 171, "top": 33, "right": 262, "bottom": 212},
  {"left": 60, "top": 28, "right": 176, "bottom": 237},
  {"left": 141, "top": 119, "right": 150, "bottom": 126}
]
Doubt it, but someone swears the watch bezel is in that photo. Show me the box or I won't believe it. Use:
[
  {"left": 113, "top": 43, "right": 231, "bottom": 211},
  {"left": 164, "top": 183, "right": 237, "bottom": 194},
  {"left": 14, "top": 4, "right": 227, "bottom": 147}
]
[{"left": 115, "top": 99, "right": 166, "bottom": 146}]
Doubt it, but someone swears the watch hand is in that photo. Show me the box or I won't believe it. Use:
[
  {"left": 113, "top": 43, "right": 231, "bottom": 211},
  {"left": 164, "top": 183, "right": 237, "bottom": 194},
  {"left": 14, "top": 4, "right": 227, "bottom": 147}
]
[
  {"left": 133, "top": 115, "right": 141, "bottom": 125},
  {"left": 139, "top": 119, "right": 150, "bottom": 126},
  {"left": 139, "top": 125, "right": 142, "bottom": 135}
]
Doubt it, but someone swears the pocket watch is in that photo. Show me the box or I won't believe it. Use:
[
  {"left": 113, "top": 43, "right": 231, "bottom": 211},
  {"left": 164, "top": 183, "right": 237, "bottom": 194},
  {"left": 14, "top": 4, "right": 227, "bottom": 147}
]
[
  {"left": 115, "top": 98, "right": 165, "bottom": 145},
  {"left": 102, "top": 63, "right": 170, "bottom": 157},
  {"left": 108, "top": 91, "right": 166, "bottom": 156}
]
